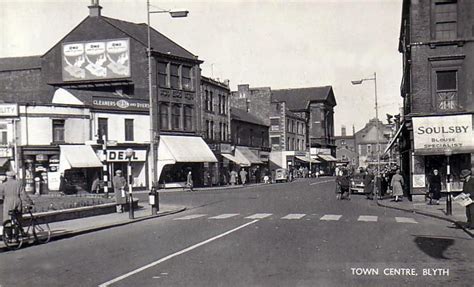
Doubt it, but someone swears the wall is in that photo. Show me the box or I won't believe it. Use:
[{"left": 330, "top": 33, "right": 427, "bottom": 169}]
[
  {"left": 200, "top": 78, "right": 231, "bottom": 143},
  {"left": 230, "top": 85, "right": 272, "bottom": 126},
  {"left": 231, "top": 120, "right": 269, "bottom": 148},
  {"left": 92, "top": 112, "right": 149, "bottom": 143}
]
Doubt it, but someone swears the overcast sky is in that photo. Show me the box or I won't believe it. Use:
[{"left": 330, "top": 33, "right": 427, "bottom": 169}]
[{"left": 1, "top": 0, "right": 403, "bottom": 135}]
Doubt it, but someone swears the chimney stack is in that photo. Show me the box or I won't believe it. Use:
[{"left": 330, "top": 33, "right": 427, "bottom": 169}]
[
  {"left": 341, "top": 125, "right": 346, "bottom": 136},
  {"left": 88, "top": 0, "right": 102, "bottom": 17}
]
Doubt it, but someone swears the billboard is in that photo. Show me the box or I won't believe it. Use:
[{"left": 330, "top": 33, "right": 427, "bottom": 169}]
[{"left": 62, "top": 38, "right": 130, "bottom": 81}]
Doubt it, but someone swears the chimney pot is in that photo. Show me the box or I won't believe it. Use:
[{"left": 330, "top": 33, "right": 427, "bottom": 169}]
[{"left": 88, "top": 0, "right": 102, "bottom": 17}]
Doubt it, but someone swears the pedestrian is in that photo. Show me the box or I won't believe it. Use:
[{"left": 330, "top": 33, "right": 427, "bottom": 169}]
[
  {"left": 255, "top": 167, "right": 261, "bottom": 183},
  {"left": 427, "top": 169, "right": 442, "bottom": 205},
  {"left": 186, "top": 171, "right": 194, "bottom": 192},
  {"left": 339, "top": 169, "right": 351, "bottom": 200},
  {"left": 229, "top": 170, "right": 238, "bottom": 185},
  {"left": 0, "top": 171, "right": 33, "bottom": 221},
  {"left": 390, "top": 169, "right": 404, "bottom": 202},
  {"left": 112, "top": 170, "right": 127, "bottom": 213},
  {"left": 91, "top": 174, "right": 102, "bottom": 194},
  {"left": 460, "top": 169, "right": 474, "bottom": 229},
  {"left": 364, "top": 169, "right": 374, "bottom": 200},
  {"left": 239, "top": 168, "right": 248, "bottom": 185}
]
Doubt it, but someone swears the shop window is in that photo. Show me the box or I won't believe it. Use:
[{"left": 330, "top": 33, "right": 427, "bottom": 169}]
[
  {"left": 158, "top": 62, "right": 169, "bottom": 88},
  {"left": 436, "top": 70, "right": 457, "bottom": 110},
  {"left": 0, "top": 124, "right": 7, "bottom": 145},
  {"left": 170, "top": 64, "right": 180, "bottom": 89},
  {"left": 183, "top": 105, "right": 193, "bottom": 131},
  {"left": 172, "top": 104, "right": 181, "bottom": 130},
  {"left": 160, "top": 103, "right": 169, "bottom": 130},
  {"left": 434, "top": 1, "right": 457, "bottom": 40},
  {"left": 125, "top": 119, "right": 134, "bottom": 141},
  {"left": 98, "top": 118, "right": 108, "bottom": 140},
  {"left": 53, "top": 119, "right": 65, "bottom": 143},
  {"left": 182, "top": 66, "right": 193, "bottom": 91}
]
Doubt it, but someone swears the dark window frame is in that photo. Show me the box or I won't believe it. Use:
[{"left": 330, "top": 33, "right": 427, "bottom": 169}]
[
  {"left": 98, "top": 118, "right": 108, "bottom": 140},
  {"left": 125, "top": 119, "right": 134, "bottom": 141}
]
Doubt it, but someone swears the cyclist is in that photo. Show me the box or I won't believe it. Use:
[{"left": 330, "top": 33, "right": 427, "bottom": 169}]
[{"left": 0, "top": 171, "right": 33, "bottom": 223}]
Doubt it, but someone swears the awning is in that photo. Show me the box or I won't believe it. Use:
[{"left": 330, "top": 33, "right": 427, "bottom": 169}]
[
  {"left": 236, "top": 147, "right": 263, "bottom": 165},
  {"left": 157, "top": 135, "right": 218, "bottom": 179},
  {"left": 0, "top": 157, "right": 9, "bottom": 167},
  {"left": 222, "top": 153, "right": 251, "bottom": 167},
  {"left": 383, "top": 123, "right": 404, "bottom": 155},
  {"left": 317, "top": 154, "right": 338, "bottom": 162},
  {"left": 295, "top": 156, "right": 321, "bottom": 163},
  {"left": 59, "top": 145, "right": 103, "bottom": 173}
]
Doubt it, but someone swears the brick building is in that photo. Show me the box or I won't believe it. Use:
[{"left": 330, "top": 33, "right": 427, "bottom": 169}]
[
  {"left": 398, "top": 0, "right": 474, "bottom": 199},
  {"left": 334, "top": 126, "right": 358, "bottom": 168},
  {"left": 354, "top": 119, "right": 392, "bottom": 169}
]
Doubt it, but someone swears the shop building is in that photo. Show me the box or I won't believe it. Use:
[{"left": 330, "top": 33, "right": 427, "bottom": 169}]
[
  {"left": 398, "top": 0, "right": 474, "bottom": 199},
  {"left": 200, "top": 76, "right": 231, "bottom": 186},
  {"left": 354, "top": 118, "right": 392, "bottom": 169}
]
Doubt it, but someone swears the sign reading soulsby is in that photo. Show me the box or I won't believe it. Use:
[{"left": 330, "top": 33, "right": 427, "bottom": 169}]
[{"left": 412, "top": 114, "right": 474, "bottom": 155}]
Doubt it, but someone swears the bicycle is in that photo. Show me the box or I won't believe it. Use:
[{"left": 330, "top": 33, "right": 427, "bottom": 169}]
[{"left": 2, "top": 206, "right": 51, "bottom": 250}]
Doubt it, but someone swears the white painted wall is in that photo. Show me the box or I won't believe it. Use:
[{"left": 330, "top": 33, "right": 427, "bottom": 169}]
[{"left": 92, "top": 112, "right": 150, "bottom": 143}]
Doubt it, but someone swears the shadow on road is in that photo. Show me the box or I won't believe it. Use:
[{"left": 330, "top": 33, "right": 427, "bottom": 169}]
[{"left": 413, "top": 236, "right": 454, "bottom": 259}]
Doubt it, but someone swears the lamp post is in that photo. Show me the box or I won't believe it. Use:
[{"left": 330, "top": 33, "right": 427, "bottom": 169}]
[
  {"left": 125, "top": 148, "right": 135, "bottom": 219},
  {"left": 147, "top": 1, "right": 188, "bottom": 214},
  {"left": 444, "top": 148, "right": 453, "bottom": 215},
  {"left": 352, "top": 72, "right": 380, "bottom": 199}
]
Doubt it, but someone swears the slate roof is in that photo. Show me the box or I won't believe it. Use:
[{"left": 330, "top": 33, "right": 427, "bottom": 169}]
[
  {"left": 0, "top": 56, "right": 41, "bottom": 72},
  {"left": 102, "top": 16, "right": 199, "bottom": 62},
  {"left": 271, "top": 86, "right": 335, "bottom": 110},
  {"left": 231, "top": 107, "right": 269, "bottom": 127}
]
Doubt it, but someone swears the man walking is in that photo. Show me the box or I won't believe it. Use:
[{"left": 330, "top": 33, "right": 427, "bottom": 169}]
[
  {"left": 0, "top": 171, "right": 33, "bottom": 222},
  {"left": 112, "top": 170, "right": 127, "bottom": 213},
  {"left": 460, "top": 169, "right": 474, "bottom": 229},
  {"left": 239, "top": 168, "right": 248, "bottom": 186}
]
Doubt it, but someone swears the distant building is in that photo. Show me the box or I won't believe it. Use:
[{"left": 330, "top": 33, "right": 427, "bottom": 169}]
[
  {"left": 335, "top": 126, "right": 358, "bottom": 168},
  {"left": 355, "top": 119, "right": 392, "bottom": 169}
]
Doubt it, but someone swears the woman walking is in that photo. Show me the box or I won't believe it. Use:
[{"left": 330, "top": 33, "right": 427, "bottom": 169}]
[
  {"left": 428, "top": 169, "right": 441, "bottom": 205},
  {"left": 390, "top": 169, "right": 404, "bottom": 202}
]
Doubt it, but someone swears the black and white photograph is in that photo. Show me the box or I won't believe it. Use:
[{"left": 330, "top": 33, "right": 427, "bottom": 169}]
[{"left": 0, "top": 0, "right": 473, "bottom": 286}]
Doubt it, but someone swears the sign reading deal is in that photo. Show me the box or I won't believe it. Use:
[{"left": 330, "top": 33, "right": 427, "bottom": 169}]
[{"left": 412, "top": 115, "right": 474, "bottom": 155}]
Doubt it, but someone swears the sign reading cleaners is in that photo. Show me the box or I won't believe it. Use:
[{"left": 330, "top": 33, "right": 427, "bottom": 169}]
[
  {"left": 412, "top": 115, "right": 474, "bottom": 155},
  {"left": 62, "top": 38, "right": 130, "bottom": 81}
]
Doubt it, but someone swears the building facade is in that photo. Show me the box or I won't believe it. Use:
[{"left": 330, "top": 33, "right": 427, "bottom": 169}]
[
  {"left": 354, "top": 118, "right": 392, "bottom": 170},
  {"left": 399, "top": 0, "right": 474, "bottom": 198},
  {"left": 335, "top": 126, "right": 358, "bottom": 168}
]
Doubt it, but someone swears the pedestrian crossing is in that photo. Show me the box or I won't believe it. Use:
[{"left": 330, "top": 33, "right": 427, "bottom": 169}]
[{"left": 173, "top": 213, "right": 419, "bottom": 224}]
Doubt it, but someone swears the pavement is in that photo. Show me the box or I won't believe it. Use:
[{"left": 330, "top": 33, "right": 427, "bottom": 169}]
[{"left": 377, "top": 196, "right": 473, "bottom": 237}]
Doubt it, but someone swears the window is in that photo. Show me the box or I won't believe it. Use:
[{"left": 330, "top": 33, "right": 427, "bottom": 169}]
[
  {"left": 160, "top": 104, "right": 169, "bottom": 130},
  {"left": 297, "top": 139, "right": 300, "bottom": 151},
  {"left": 205, "top": 120, "right": 210, "bottom": 139},
  {"left": 182, "top": 66, "right": 193, "bottom": 91},
  {"left": 367, "top": 144, "right": 372, "bottom": 154},
  {"left": 158, "top": 62, "right": 169, "bottom": 87},
  {"left": 183, "top": 106, "right": 193, "bottom": 131},
  {"left": 261, "top": 131, "right": 265, "bottom": 146},
  {"left": 0, "top": 124, "right": 7, "bottom": 145},
  {"left": 434, "top": 1, "right": 457, "bottom": 40},
  {"left": 237, "top": 126, "right": 241, "bottom": 144},
  {"left": 287, "top": 137, "right": 291, "bottom": 150},
  {"left": 170, "top": 64, "right": 180, "bottom": 89},
  {"left": 172, "top": 104, "right": 181, "bottom": 130},
  {"left": 223, "top": 123, "right": 228, "bottom": 141},
  {"left": 52, "top": 119, "right": 65, "bottom": 143},
  {"left": 209, "top": 91, "right": 214, "bottom": 112},
  {"left": 436, "top": 70, "right": 457, "bottom": 110},
  {"left": 249, "top": 129, "right": 254, "bottom": 146},
  {"left": 98, "top": 118, "right": 108, "bottom": 140},
  {"left": 218, "top": 95, "right": 222, "bottom": 114},
  {"left": 205, "top": 90, "right": 210, "bottom": 111},
  {"left": 125, "top": 119, "right": 134, "bottom": 141},
  {"left": 271, "top": 136, "right": 280, "bottom": 145},
  {"left": 210, "top": 121, "right": 215, "bottom": 140}
]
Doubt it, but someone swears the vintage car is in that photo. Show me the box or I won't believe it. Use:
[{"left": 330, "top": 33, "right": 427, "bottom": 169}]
[
  {"left": 350, "top": 173, "right": 365, "bottom": 194},
  {"left": 274, "top": 168, "right": 288, "bottom": 183}
]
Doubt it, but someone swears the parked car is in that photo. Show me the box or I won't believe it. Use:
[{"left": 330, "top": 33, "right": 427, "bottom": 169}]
[
  {"left": 274, "top": 168, "right": 288, "bottom": 183},
  {"left": 350, "top": 173, "right": 365, "bottom": 194}
]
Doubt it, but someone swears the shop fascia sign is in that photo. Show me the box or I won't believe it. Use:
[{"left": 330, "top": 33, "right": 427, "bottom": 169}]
[
  {"left": 412, "top": 114, "right": 474, "bottom": 154},
  {"left": 99, "top": 149, "right": 147, "bottom": 162},
  {"left": 0, "top": 104, "right": 18, "bottom": 117},
  {"left": 310, "top": 148, "right": 331, "bottom": 155},
  {"left": 92, "top": 96, "right": 150, "bottom": 111}
]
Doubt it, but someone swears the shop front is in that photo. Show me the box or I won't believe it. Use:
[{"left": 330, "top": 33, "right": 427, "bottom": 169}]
[
  {"left": 102, "top": 147, "right": 148, "bottom": 190},
  {"left": 410, "top": 114, "right": 474, "bottom": 197},
  {"left": 310, "top": 148, "right": 337, "bottom": 176},
  {"left": 222, "top": 146, "right": 264, "bottom": 183},
  {"left": 21, "top": 147, "right": 60, "bottom": 194}
]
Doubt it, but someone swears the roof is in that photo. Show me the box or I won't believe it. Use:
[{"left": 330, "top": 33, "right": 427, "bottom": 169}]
[
  {"left": 285, "top": 108, "right": 305, "bottom": 121},
  {"left": 0, "top": 89, "right": 53, "bottom": 105},
  {"left": 271, "top": 86, "right": 336, "bottom": 110},
  {"left": 102, "top": 16, "right": 199, "bottom": 62},
  {"left": 0, "top": 56, "right": 41, "bottom": 72},
  {"left": 231, "top": 108, "right": 269, "bottom": 127}
]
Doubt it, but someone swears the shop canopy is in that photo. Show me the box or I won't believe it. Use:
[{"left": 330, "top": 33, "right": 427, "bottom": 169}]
[
  {"left": 221, "top": 147, "right": 262, "bottom": 167},
  {"left": 0, "top": 157, "right": 9, "bottom": 167},
  {"left": 295, "top": 155, "right": 321, "bottom": 163},
  {"left": 317, "top": 154, "right": 338, "bottom": 162},
  {"left": 59, "top": 145, "right": 103, "bottom": 173},
  {"left": 222, "top": 153, "right": 251, "bottom": 167},
  {"left": 157, "top": 135, "right": 218, "bottom": 179},
  {"left": 383, "top": 123, "right": 405, "bottom": 156}
]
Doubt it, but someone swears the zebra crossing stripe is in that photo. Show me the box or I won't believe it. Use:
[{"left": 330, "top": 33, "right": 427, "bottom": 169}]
[
  {"left": 281, "top": 214, "right": 306, "bottom": 220},
  {"left": 209, "top": 214, "right": 240, "bottom": 219},
  {"left": 174, "top": 214, "right": 207, "bottom": 220},
  {"left": 358, "top": 215, "right": 378, "bottom": 222},
  {"left": 320, "top": 214, "right": 342, "bottom": 221},
  {"left": 395, "top": 217, "right": 418, "bottom": 224},
  {"left": 245, "top": 213, "right": 272, "bottom": 219}
]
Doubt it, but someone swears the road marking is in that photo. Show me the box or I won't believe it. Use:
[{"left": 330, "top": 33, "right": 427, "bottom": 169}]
[
  {"left": 358, "top": 215, "right": 378, "bottom": 222},
  {"left": 395, "top": 217, "right": 418, "bottom": 224},
  {"left": 281, "top": 214, "right": 306, "bottom": 220},
  {"left": 98, "top": 220, "right": 259, "bottom": 287},
  {"left": 320, "top": 214, "right": 342, "bottom": 221},
  {"left": 173, "top": 214, "right": 207, "bottom": 220},
  {"left": 245, "top": 213, "right": 272, "bottom": 219},
  {"left": 208, "top": 213, "right": 240, "bottom": 219},
  {"left": 310, "top": 180, "right": 334, "bottom": 186}
]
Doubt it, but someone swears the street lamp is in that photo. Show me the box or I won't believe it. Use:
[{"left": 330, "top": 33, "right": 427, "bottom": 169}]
[
  {"left": 147, "top": 1, "right": 188, "bottom": 214},
  {"left": 351, "top": 72, "right": 380, "bottom": 200},
  {"left": 125, "top": 148, "right": 135, "bottom": 219}
]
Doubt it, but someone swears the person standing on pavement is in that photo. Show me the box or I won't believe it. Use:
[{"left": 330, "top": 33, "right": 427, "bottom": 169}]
[
  {"left": 186, "top": 171, "right": 194, "bottom": 192},
  {"left": 229, "top": 170, "right": 238, "bottom": 185},
  {"left": 428, "top": 169, "right": 442, "bottom": 205},
  {"left": 460, "top": 169, "right": 474, "bottom": 229},
  {"left": 240, "top": 168, "right": 248, "bottom": 185},
  {"left": 0, "top": 171, "right": 33, "bottom": 222},
  {"left": 390, "top": 169, "right": 404, "bottom": 202},
  {"left": 364, "top": 169, "right": 374, "bottom": 200},
  {"left": 112, "top": 170, "right": 127, "bottom": 213}
]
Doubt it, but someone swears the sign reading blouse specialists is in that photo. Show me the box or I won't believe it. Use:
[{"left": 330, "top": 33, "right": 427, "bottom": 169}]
[
  {"left": 412, "top": 114, "right": 474, "bottom": 155},
  {"left": 62, "top": 38, "right": 130, "bottom": 81}
]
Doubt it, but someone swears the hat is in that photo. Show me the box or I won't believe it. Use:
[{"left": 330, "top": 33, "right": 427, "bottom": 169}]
[
  {"left": 6, "top": 171, "right": 16, "bottom": 177},
  {"left": 460, "top": 169, "right": 471, "bottom": 178},
  {"left": 115, "top": 170, "right": 122, "bottom": 174}
]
